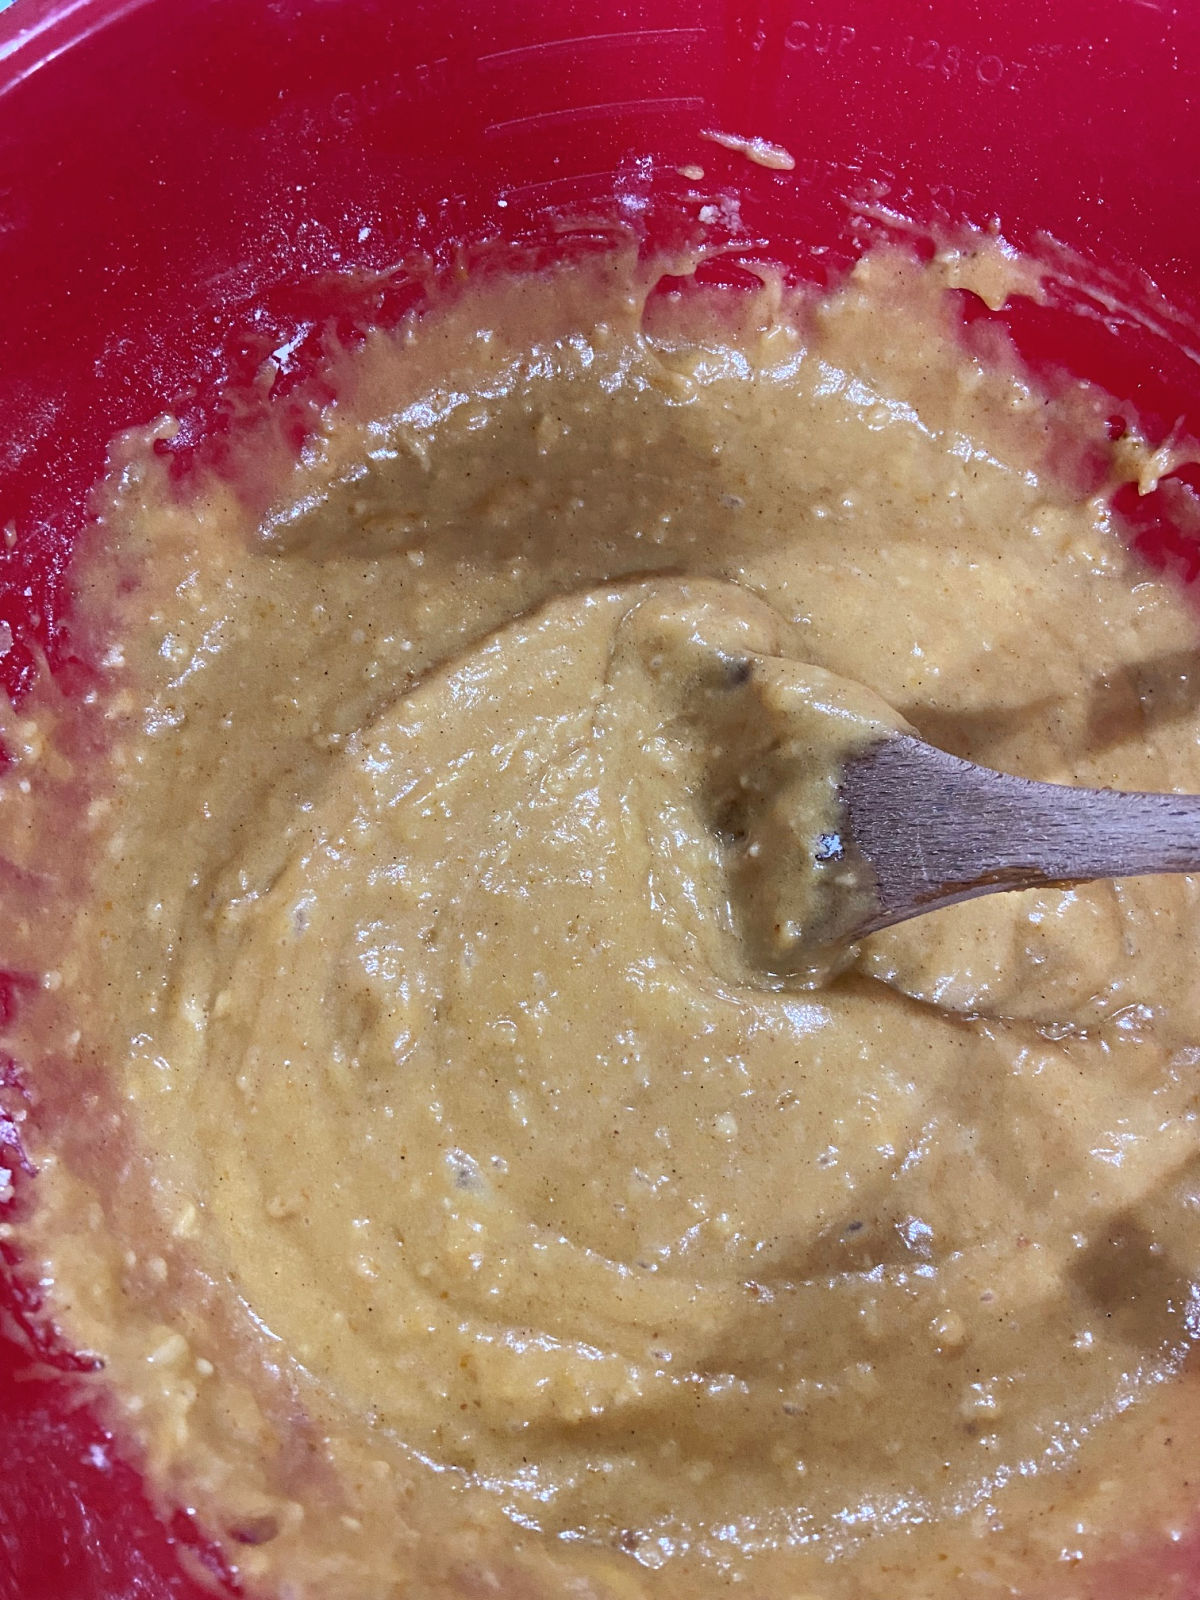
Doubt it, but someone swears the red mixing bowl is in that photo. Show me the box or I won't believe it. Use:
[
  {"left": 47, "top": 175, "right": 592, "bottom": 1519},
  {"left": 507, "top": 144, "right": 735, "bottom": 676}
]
[{"left": 2, "top": 0, "right": 1200, "bottom": 1593}]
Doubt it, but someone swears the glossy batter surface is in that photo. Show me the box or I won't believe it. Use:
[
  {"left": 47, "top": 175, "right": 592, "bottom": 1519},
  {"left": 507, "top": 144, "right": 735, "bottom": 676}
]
[{"left": 5, "top": 247, "right": 1200, "bottom": 1598}]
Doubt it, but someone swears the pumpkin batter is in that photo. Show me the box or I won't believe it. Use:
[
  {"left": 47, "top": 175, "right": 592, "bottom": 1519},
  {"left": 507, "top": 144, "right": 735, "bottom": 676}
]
[{"left": 4, "top": 243, "right": 1200, "bottom": 1598}]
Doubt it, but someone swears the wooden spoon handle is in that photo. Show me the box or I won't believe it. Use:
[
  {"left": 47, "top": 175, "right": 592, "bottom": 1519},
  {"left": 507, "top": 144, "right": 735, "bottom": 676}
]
[{"left": 843, "top": 735, "right": 1200, "bottom": 934}]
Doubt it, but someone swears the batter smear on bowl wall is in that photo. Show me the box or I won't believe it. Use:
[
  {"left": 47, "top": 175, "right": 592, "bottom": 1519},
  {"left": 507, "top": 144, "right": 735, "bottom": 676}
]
[{"left": 4, "top": 236, "right": 1200, "bottom": 1598}]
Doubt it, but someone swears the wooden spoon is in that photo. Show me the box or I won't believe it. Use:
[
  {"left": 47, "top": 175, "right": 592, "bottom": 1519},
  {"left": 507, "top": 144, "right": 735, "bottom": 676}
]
[
  {"left": 797, "top": 733, "right": 1200, "bottom": 972},
  {"left": 619, "top": 600, "right": 1200, "bottom": 985}
]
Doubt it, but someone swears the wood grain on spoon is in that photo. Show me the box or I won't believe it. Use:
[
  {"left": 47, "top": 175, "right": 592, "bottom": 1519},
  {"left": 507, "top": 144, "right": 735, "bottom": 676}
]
[{"left": 838, "top": 733, "right": 1200, "bottom": 944}]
